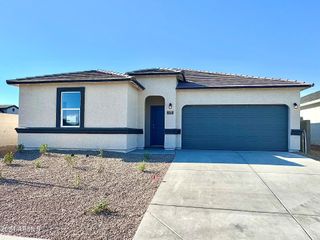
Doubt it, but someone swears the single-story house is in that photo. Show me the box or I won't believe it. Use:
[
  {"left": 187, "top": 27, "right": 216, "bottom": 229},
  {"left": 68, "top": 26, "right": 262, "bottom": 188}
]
[
  {"left": 301, "top": 91, "right": 320, "bottom": 145},
  {"left": 0, "top": 105, "right": 19, "bottom": 114},
  {"left": 6, "top": 68, "right": 312, "bottom": 152}
]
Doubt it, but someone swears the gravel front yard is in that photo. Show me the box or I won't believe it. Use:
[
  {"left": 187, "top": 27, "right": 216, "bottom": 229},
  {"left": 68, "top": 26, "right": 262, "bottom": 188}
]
[{"left": 0, "top": 150, "right": 173, "bottom": 240}]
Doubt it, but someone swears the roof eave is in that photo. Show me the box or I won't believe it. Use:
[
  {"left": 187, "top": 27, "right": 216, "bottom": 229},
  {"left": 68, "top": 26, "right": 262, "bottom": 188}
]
[
  {"left": 6, "top": 78, "right": 145, "bottom": 90},
  {"left": 176, "top": 84, "right": 313, "bottom": 90},
  {"left": 130, "top": 79, "right": 145, "bottom": 90}
]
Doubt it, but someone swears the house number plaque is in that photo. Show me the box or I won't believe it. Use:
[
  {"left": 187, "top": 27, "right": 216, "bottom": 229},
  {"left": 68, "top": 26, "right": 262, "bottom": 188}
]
[{"left": 167, "top": 110, "right": 174, "bottom": 115}]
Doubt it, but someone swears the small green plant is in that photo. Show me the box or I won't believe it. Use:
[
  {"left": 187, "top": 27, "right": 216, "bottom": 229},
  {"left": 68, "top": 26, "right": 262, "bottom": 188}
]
[
  {"left": 144, "top": 152, "right": 150, "bottom": 162},
  {"left": 74, "top": 173, "right": 81, "bottom": 189},
  {"left": 89, "top": 200, "right": 110, "bottom": 215},
  {"left": 16, "top": 144, "right": 24, "bottom": 153},
  {"left": 98, "top": 149, "right": 104, "bottom": 158},
  {"left": 137, "top": 161, "right": 146, "bottom": 172},
  {"left": 3, "top": 152, "right": 14, "bottom": 165},
  {"left": 34, "top": 159, "right": 42, "bottom": 168},
  {"left": 97, "top": 164, "right": 104, "bottom": 174},
  {"left": 64, "top": 155, "right": 76, "bottom": 168},
  {"left": 39, "top": 144, "right": 48, "bottom": 154}
]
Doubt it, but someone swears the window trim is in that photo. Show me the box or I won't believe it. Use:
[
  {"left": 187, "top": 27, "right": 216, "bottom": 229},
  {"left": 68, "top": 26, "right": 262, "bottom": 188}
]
[{"left": 56, "top": 87, "right": 85, "bottom": 128}]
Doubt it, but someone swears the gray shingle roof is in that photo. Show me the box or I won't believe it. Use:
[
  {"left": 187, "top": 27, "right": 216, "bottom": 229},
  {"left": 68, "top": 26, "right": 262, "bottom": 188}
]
[
  {"left": 0, "top": 105, "right": 18, "bottom": 109},
  {"left": 7, "top": 70, "right": 145, "bottom": 90},
  {"left": 7, "top": 68, "right": 312, "bottom": 90},
  {"left": 128, "top": 68, "right": 312, "bottom": 89},
  {"left": 301, "top": 91, "right": 320, "bottom": 104}
]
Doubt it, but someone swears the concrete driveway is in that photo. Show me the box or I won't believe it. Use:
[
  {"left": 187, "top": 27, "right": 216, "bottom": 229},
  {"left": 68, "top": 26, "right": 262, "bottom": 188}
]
[{"left": 134, "top": 150, "right": 320, "bottom": 240}]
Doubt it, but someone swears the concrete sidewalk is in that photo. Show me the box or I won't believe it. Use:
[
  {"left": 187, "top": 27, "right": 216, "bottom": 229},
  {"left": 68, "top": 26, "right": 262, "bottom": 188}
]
[{"left": 134, "top": 150, "right": 320, "bottom": 240}]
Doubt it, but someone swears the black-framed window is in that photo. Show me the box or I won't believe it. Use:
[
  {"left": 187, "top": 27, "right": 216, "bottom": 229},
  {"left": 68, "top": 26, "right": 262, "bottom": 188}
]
[{"left": 56, "top": 87, "right": 85, "bottom": 128}]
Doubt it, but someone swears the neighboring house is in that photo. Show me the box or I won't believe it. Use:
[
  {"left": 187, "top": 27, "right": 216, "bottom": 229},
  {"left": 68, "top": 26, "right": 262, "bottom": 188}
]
[
  {"left": 301, "top": 91, "right": 320, "bottom": 146},
  {"left": 0, "top": 105, "right": 19, "bottom": 114},
  {"left": 6, "top": 68, "right": 312, "bottom": 152}
]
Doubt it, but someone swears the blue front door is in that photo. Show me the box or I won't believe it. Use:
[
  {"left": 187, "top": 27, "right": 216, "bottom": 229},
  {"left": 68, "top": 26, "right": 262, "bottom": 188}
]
[{"left": 150, "top": 106, "right": 165, "bottom": 146}]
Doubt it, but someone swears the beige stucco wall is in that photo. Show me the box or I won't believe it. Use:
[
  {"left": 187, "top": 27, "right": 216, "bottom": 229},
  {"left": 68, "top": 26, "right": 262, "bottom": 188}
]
[
  {"left": 19, "top": 82, "right": 131, "bottom": 128},
  {"left": 127, "top": 84, "right": 139, "bottom": 128},
  {"left": 0, "top": 113, "right": 18, "bottom": 146},
  {"left": 19, "top": 85, "right": 56, "bottom": 127},
  {"left": 18, "top": 82, "right": 140, "bottom": 151},
  {"left": 134, "top": 75, "right": 177, "bottom": 149},
  {"left": 301, "top": 101, "right": 320, "bottom": 145},
  {"left": 19, "top": 133, "right": 130, "bottom": 151},
  {"left": 176, "top": 88, "right": 301, "bottom": 151}
]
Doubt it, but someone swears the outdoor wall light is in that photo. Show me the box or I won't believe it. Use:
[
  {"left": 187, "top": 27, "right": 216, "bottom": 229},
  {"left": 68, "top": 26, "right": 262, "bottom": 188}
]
[
  {"left": 293, "top": 103, "right": 298, "bottom": 109},
  {"left": 168, "top": 103, "right": 173, "bottom": 109}
]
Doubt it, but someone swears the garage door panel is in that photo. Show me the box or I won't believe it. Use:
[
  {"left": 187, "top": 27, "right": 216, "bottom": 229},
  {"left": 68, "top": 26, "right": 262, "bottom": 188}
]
[{"left": 182, "top": 105, "right": 288, "bottom": 151}]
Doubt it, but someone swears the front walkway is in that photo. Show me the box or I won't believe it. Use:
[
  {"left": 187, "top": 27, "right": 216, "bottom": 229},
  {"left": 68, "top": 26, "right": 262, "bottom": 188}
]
[{"left": 134, "top": 150, "right": 320, "bottom": 240}]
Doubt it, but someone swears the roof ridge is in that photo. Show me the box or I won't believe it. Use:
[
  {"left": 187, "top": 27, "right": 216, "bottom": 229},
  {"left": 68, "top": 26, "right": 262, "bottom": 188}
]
[
  {"left": 128, "top": 67, "right": 182, "bottom": 73},
  {"left": 96, "top": 69, "right": 132, "bottom": 78}
]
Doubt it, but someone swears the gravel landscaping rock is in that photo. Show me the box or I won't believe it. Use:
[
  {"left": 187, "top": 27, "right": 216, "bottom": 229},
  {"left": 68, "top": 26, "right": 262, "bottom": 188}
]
[{"left": 0, "top": 150, "right": 173, "bottom": 240}]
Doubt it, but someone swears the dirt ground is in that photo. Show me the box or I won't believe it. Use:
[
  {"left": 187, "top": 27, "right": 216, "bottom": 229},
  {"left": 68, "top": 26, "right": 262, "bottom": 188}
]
[
  {"left": 0, "top": 145, "right": 17, "bottom": 158},
  {"left": 305, "top": 145, "right": 320, "bottom": 161},
  {"left": 0, "top": 149, "right": 173, "bottom": 240}
]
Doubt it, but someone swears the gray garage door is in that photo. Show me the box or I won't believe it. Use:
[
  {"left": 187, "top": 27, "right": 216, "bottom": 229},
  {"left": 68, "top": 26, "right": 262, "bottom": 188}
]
[{"left": 182, "top": 105, "right": 288, "bottom": 151}]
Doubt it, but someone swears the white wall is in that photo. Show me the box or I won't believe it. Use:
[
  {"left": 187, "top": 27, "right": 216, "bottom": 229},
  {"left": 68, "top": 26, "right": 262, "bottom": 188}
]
[
  {"left": 135, "top": 75, "right": 177, "bottom": 150},
  {"left": 176, "top": 88, "right": 302, "bottom": 151},
  {"left": 19, "top": 133, "right": 130, "bottom": 151},
  {"left": 127, "top": 84, "right": 139, "bottom": 128},
  {"left": 19, "top": 82, "right": 131, "bottom": 128},
  {"left": 18, "top": 82, "right": 141, "bottom": 151},
  {"left": 301, "top": 103, "right": 320, "bottom": 145},
  {"left": 19, "top": 85, "right": 56, "bottom": 127},
  {"left": 0, "top": 113, "right": 18, "bottom": 146},
  {"left": 85, "top": 83, "right": 129, "bottom": 127}
]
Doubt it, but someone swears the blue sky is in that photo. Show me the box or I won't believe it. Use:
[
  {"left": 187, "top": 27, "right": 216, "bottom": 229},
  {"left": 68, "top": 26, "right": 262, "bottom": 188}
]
[{"left": 1, "top": 0, "right": 319, "bottom": 105}]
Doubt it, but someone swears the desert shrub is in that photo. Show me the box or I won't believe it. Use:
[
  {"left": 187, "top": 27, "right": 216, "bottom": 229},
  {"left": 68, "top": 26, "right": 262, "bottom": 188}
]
[
  {"left": 3, "top": 152, "right": 14, "bottom": 165},
  {"left": 144, "top": 152, "right": 150, "bottom": 162},
  {"left": 39, "top": 144, "right": 48, "bottom": 154},
  {"left": 137, "top": 161, "right": 146, "bottom": 172},
  {"left": 16, "top": 144, "right": 24, "bottom": 153},
  {"left": 89, "top": 200, "right": 110, "bottom": 215},
  {"left": 34, "top": 159, "right": 42, "bottom": 168},
  {"left": 98, "top": 149, "right": 104, "bottom": 158},
  {"left": 74, "top": 173, "right": 81, "bottom": 189},
  {"left": 97, "top": 164, "right": 104, "bottom": 174},
  {"left": 64, "top": 155, "right": 76, "bottom": 168}
]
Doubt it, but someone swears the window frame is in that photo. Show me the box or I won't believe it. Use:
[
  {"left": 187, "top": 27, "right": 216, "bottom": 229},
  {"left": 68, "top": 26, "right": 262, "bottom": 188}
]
[{"left": 56, "top": 87, "right": 85, "bottom": 128}]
